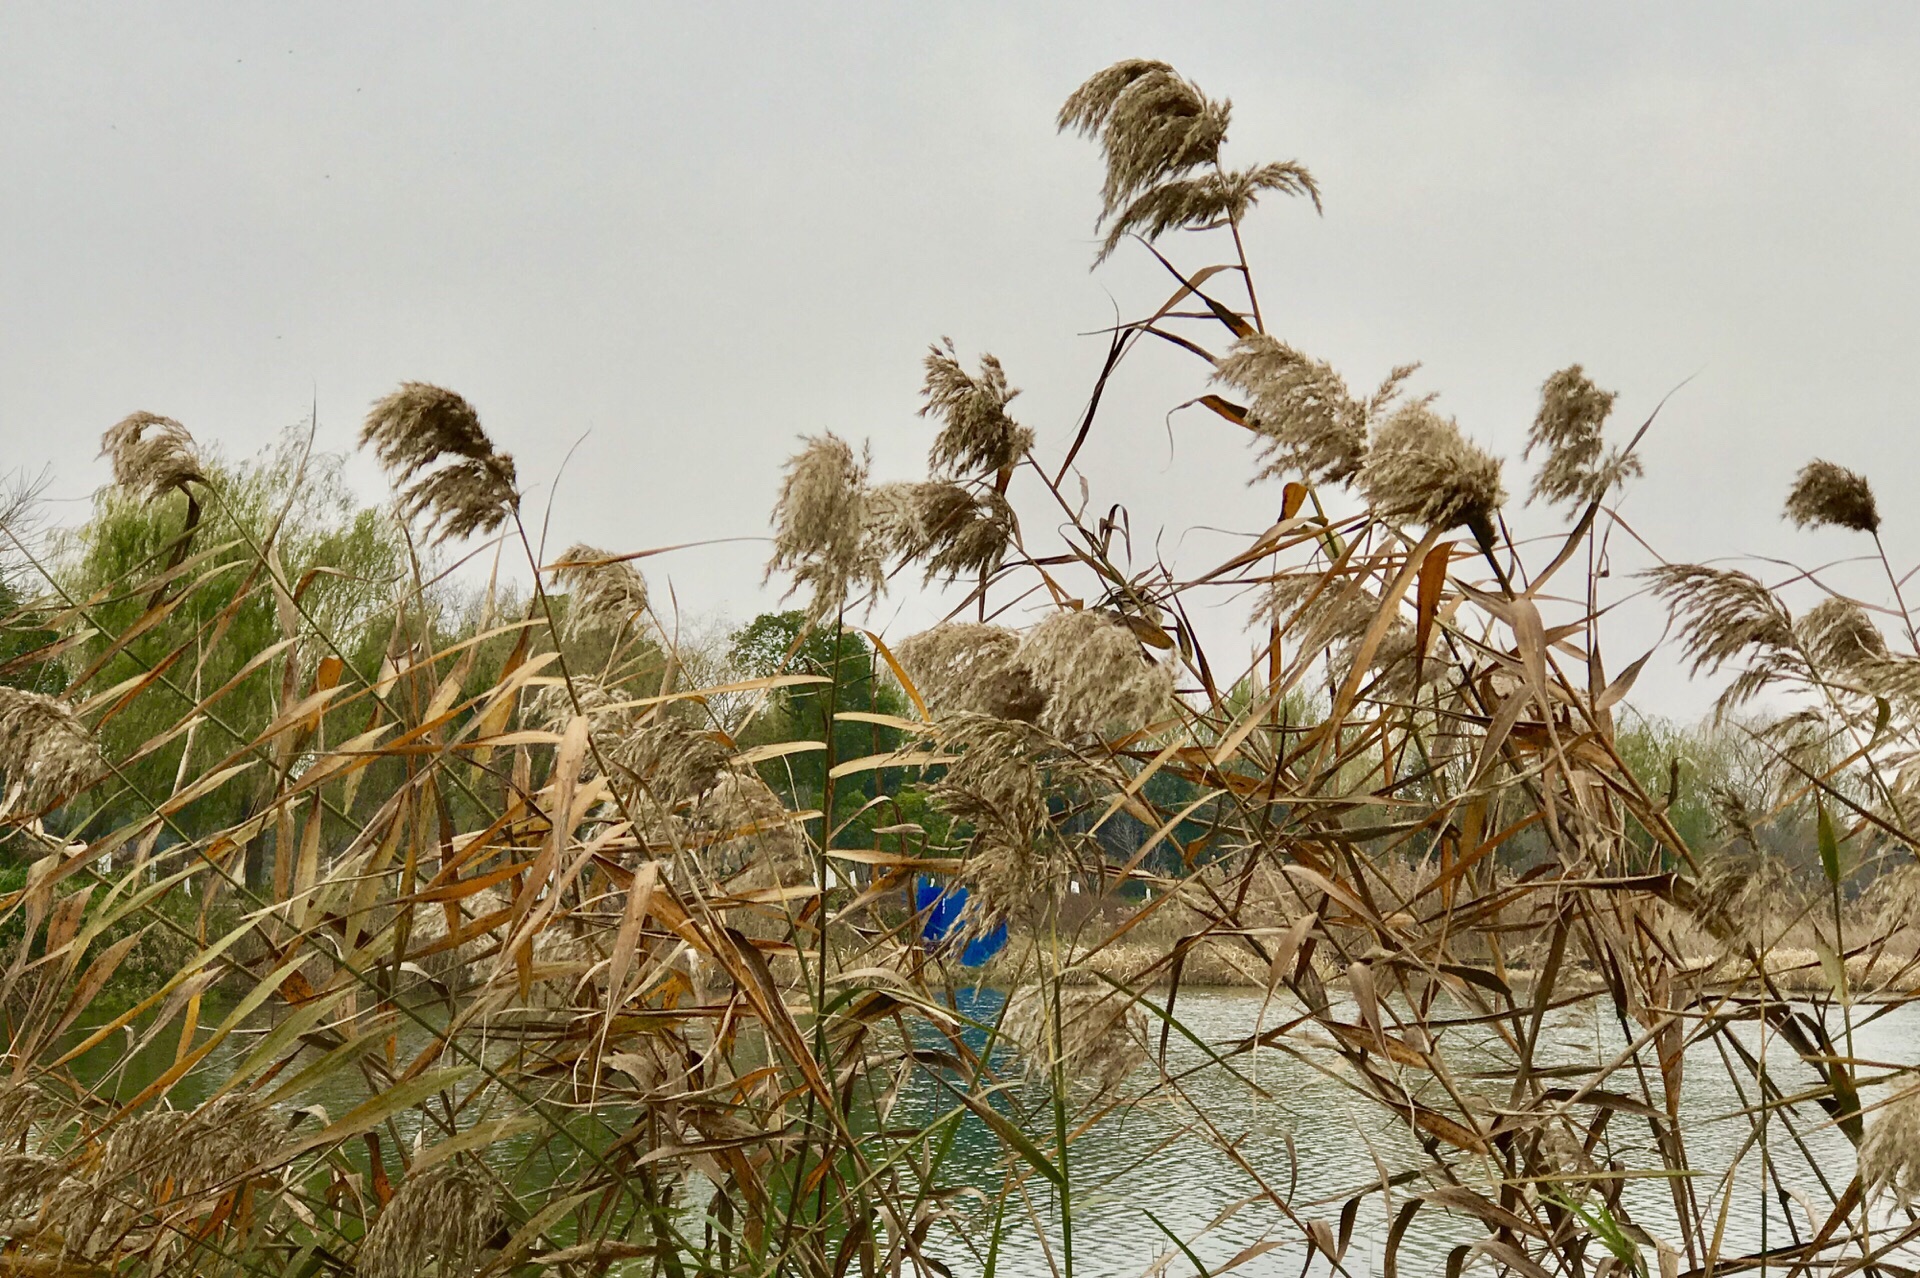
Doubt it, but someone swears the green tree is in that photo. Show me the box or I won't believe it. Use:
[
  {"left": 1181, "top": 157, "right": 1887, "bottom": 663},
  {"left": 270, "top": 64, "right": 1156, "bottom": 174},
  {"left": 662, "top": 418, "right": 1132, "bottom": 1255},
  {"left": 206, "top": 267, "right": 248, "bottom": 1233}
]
[
  {"left": 728, "top": 610, "right": 912, "bottom": 841},
  {"left": 48, "top": 434, "right": 407, "bottom": 854}
]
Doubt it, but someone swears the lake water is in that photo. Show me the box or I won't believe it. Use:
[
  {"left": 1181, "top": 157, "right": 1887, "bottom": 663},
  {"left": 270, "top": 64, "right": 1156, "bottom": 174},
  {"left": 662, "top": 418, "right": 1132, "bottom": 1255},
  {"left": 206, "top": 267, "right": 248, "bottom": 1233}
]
[{"left": 914, "top": 987, "right": 1920, "bottom": 1278}]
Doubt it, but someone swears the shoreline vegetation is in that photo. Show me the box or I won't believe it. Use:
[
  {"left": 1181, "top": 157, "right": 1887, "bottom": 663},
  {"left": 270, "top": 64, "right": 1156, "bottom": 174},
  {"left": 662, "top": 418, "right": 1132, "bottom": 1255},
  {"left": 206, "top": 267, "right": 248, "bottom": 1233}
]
[{"left": 3, "top": 55, "right": 1920, "bottom": 1277}]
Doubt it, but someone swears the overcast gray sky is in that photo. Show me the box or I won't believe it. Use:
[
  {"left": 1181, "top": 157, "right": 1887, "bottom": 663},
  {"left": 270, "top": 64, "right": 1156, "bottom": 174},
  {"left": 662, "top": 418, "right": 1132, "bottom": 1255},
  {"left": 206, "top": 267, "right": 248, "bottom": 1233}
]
[{"left": 5, "top": 3, "right": 1917, "bottom": 716}]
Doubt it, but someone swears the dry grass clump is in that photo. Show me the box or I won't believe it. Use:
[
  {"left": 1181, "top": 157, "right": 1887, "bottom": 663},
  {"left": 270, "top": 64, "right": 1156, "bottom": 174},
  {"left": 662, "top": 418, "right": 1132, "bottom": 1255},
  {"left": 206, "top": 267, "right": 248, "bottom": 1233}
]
[
  {"left": 1524, "top": 364, "right": 1640, "bottom": 507},
  {"left": 766, "top": 433, "right": 883, "bottom": 621},
  {"left": 1357, "top": 404, "right": 1505, "bottom": 541},
  {"left": 1785, "top": 458, "right": 1880, "bottom": 534},
  {"left": 550, "top": 543, "right": 649, "bottom": 636},
  {"left": 919, "top": 340, "right": 1033, "bottom": 477},
  {"left": 0, "top": 688, "right": 102, "bottom": 813},
  {"left": 1213, "top": 334, "right": 1413, "bottom": 486},
  {"left": 358, "top": 1159, "right": 499, "bottom": 1278},
  {"left": 361, "top": 382, "right": 519, "bottom": 542},
  {"left": 99, "top": 412, "right": 202, "bottom": 501}
]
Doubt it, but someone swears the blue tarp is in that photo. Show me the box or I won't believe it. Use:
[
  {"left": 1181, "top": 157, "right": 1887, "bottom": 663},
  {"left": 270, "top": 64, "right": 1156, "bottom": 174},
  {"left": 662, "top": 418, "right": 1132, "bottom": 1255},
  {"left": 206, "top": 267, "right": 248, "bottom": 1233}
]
[{"left": 914, "top": 875, "right": 1007, "bottom": 967}]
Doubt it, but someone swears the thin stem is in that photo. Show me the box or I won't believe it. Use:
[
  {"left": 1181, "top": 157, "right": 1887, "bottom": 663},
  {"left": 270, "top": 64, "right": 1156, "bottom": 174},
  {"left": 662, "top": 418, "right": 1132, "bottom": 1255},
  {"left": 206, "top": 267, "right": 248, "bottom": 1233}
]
[
  {"left": 1873, "top": 531, "right": 1920, "bottom": 656},
  {"left": 1228, "top": 214, "right": 1264, "bottom": 335}
]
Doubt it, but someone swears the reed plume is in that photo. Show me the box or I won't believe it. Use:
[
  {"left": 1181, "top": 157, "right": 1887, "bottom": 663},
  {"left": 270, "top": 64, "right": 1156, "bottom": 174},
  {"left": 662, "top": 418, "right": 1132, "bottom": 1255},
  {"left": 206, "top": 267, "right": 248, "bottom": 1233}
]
[
  {"left": 931, "top": 713, "right": 1055, "bottom": 920},
  {"left": 99, "top": 412, "right": 203, "bottom": 501},
  {"left": 1785, "top": 459, "right": 1880, "bottom": 534},
  {"left": 919, "top": 340, "right": 1033, "bottom": 477},
  {"left": 49, "top": 1095, "right": 284, "bottom": 1259},
  {"left": 893, "top": 623, "right": 1023, "bottom": 714},
  {"left": 1796, "top": 596, "right": 1887, "bottom": 673},
  {"left": 0, "top": 1153, "right": 58, "bottom": 1228},
  {"left": 619, "top": 714, "right": 730, "bottom": 805},
  {"left": 894, "top": 622, "right": 1048, "bottom": 723},
  {"left": 1524, "top": 364, "right": 1639, "bottom": 507},
  {"left": 697, "top": 770, "right": 806, "bottom": 873},
  {"left": 1861, "top": 1084, "right": 1920, "bottom": 1205},
  {"left": 1015, "top": 608, "right": 1175, "bottom": 741},
  {"left": 1357, "top": 405, "right": 1505, "bottom": 541},
  {"left": 550, "top": 543, "right": 649, "bottom": 637},
  {"left": 1097, "top": 162, "right": 1319, "bottom": 263},
  {"left": 358, "top": 1159, "right": 499, "bottom": 1278},
  {"left": 766, "top": 433, "right": 883, "bottom": 621},
  {"left": 1002, "top": 982, "right": 1147, "bottom": 1094},
  {"left": 1214, "top": 335, "right": 1410, "bottom": 486},
  {"left": 1058, "top": 59, "right": 1231, "bottom": 219},
  {"left": 869, "top": 480, "right": 1015, "bottom": 582},
  {"left": 0, "top": 689, "right": 103, "bottom": 813},
  {"left": 361, "top": 383, "right": 519, "bottom": 543},
  {"left": 1647, "top": 565, "right": 1794, "bottom": 679}
]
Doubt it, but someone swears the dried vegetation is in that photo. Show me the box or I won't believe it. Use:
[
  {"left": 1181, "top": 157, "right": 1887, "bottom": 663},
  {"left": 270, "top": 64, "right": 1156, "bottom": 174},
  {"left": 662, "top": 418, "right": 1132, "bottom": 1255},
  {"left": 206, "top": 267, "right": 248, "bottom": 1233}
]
[{"left": 0, "top": 56, "right": 1914, "bottom": 1278}]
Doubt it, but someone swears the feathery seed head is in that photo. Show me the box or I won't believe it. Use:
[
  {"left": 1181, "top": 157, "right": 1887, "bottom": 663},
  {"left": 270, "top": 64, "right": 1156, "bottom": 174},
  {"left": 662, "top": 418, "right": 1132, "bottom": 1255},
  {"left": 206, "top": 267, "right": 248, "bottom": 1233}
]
[
  {"left": 1058, "top": 60, "right": 1231, "bottom": 218},
  {"left": 528, "top": 677, "right": 633, "bottom": 783},
  {"left": 0, "top": 690, "right": 103, "bottom": 814},
  {"left": 696, "top": 770, "right": 806, "bottom": 877},
  {"left": 618, "top": 715, "right": 730, "bottom": 805},
  {"left": 1097, "top": 162, "right": 1319, "bottom": 263},
  {"left": 550, "top": 544, "right": 649, "bottom": 637},
  {"left": 1357, "top": 405, "right": 1505, "bottom": 537},
  {"left": 766, "top": 433, "right": 884, "bottom": 622},
  {"left": 1015, "top": 609, "right": 1175, "bottom": 742},
  {"left": 358, "top": 1159, "right": 499, "bottom": 1278},
  {"left": 1785, "top": 459, "right": 1880, "bottom": 534},
  {"left": 99, "top": 412, "right": 203, "bottom": 501},
  {"left": 1796, "top": 597, "right": 1887, "bottom": 673},
  {"left": 361, "top": 382, "right": 491, "bottom": 470},
  {"left": 1215, "top": 335, "right": 1406, "bottom": 486},
  {"left": 974, "top": 662, "right": 1048, "bottom": 724},
  {"left": 1862, "top": 1084, "right": 1920, "bottom": 1205},
  {"left": 78, "top": 1094, "right": 282, "bottom": 1239},
  {"left": 870, "top": 480, "right": 1016, "bottom": 583},
  {"left": 932, "top": 714, "right": 1057, "bottom": 920},
  {"left": 1525, "top": 365, "right": 1639, "bottom": 507},
  {"left": 1268, "top": 578, "right": 1435, "bottom": 701},
  {"left": 1645, "top": 565, "right": 1795, "bottom": 680},
  {"left": 1002, "top": 982, "right": 1147, "bottom": 1094},
  {"left": 1694, "top": 848, "right": 1799, "bottom": 933},
  {"left": 361, "top": 383, "right": 519, "bottom": 543},
  {"left": 893, "top": 623, "right": 1047, "bottom": 722},
  {"left": 0, "top": 1152, "right": 58, "bottom": 1224},
  {"left": 919, "top": 341, "right": 1033, "bottom": 477}
]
